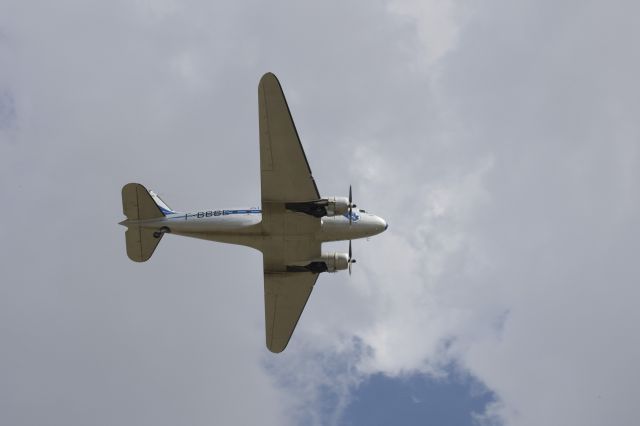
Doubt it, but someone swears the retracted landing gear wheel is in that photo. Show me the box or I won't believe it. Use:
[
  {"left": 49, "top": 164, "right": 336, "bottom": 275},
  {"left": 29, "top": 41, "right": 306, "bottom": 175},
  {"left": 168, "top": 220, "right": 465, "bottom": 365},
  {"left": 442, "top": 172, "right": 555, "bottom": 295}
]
[{"left": 153, "top": 226, "right": 171, "bottom": 239}]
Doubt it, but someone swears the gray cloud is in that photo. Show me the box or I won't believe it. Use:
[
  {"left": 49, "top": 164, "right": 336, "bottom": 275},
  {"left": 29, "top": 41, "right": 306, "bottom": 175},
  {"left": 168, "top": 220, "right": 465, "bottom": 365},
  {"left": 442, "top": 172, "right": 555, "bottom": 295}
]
[{"left": 1, "top": 0, "right": 639, "bottom": 425}]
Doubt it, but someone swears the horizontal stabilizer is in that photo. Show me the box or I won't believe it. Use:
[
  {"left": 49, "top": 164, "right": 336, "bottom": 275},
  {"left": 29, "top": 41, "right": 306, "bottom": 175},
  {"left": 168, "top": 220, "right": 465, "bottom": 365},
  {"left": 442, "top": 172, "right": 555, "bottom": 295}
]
[
  {"left": 122, "top": 183, "right": 164, "bottom": 220},
  {"left": 121, "top": 183, "right": 168, "bottom": 262},
  {"left": 125, "top": 227, "right": 163, "bottom": 262}
]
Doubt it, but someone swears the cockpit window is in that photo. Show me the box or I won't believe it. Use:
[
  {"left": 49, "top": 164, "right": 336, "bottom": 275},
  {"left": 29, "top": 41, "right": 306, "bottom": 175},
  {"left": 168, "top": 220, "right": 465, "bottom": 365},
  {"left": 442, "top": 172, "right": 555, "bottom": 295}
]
[{"left": 359, "top": 209, "right": 366, "bottom": 213}]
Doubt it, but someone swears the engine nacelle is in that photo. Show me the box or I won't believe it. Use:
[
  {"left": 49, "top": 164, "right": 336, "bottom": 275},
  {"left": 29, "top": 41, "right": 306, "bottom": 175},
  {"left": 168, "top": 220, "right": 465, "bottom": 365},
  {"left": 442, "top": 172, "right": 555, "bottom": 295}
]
[
  {"left": 320, "top": 252, "right": 349, "bottom": 272},
  {"left": 285, "top": 196, "right": 350, "bottom": 218},
  {"left": 324, "top": 196, "right": 350, "bottom": 216}
]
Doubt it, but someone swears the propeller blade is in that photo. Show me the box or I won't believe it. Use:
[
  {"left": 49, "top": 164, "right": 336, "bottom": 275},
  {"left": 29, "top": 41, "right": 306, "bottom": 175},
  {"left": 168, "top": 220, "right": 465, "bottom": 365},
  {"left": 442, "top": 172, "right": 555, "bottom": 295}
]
[{"left": 349, "top": 185, "right": 353, "bottom": 225}]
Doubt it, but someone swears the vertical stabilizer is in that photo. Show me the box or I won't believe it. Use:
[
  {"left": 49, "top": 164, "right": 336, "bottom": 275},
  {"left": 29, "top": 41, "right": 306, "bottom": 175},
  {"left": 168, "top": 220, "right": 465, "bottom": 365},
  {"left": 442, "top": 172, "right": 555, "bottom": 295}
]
[{"left": 148, "top": 190, "right": 176, "bottom": 215}]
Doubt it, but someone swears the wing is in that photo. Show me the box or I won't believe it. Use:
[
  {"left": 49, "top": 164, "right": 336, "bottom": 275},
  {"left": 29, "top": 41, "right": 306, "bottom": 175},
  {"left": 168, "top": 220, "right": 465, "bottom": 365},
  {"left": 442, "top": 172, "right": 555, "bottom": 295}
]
[
  {"left": 259, "top": 73, "right": 323, "bottom": 353},
  {"left": 259, "top": 72, "right": 320, "bottom": 203},
  {"left": 262, "top": 236, "right": 321, "bottom": 353},
  {"left": 264, "top": 271, "right": 319, "bottom": 353}
]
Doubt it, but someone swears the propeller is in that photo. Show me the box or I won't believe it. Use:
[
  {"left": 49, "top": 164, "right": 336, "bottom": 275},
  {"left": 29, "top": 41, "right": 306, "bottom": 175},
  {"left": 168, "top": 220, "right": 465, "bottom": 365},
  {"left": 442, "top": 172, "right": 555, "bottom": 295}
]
[
  {"left": 348, "top": 185, "right": 357, "bottom": 224},
  {"left": 348, "top": 240, "right": 357, "bottom": 275}
]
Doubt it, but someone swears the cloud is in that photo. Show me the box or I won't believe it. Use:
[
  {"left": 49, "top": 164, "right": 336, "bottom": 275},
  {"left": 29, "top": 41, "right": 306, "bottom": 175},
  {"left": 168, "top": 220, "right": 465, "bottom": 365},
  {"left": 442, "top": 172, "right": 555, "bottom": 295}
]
[
  {"left": 1, "top": 1, "right": 638, "bottom": 425},
  {"left": 388, "top": 0, "right": 463, "bottom": 66},
  {"left": 0, "top": 93, "right": 16, "bottom": 133},
  {"left": 303, "top": 1, "right": 639, "bottom": 425},
  {"left": 253, "top": 1, "right": 640, "bottom": 425}
]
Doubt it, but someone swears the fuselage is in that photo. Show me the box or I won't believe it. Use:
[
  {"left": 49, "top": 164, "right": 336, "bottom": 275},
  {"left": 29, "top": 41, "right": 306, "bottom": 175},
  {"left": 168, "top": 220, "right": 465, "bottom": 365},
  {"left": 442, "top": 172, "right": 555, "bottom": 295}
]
[{"left": 125, "top": 207, "right": 387, "bottom": 250}]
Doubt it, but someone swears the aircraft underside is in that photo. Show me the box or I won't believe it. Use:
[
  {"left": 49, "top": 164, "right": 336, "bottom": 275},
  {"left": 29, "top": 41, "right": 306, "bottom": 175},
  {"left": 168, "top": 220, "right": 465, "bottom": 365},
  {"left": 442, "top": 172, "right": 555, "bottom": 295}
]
[{"left": 120, "top": 72, "right": 387, "bottom": 352}]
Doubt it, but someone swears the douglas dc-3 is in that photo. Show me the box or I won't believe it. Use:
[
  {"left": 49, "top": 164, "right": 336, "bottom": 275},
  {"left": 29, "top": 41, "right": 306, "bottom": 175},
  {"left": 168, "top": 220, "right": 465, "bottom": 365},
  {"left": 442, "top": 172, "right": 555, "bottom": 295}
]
[{"left": 120, "top": 73, "right": 388, "bottom": 352}]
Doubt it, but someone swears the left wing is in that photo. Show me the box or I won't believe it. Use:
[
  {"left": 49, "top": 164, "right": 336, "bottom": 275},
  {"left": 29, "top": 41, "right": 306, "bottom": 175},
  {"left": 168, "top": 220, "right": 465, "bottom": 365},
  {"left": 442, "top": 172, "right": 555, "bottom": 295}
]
[
  {"left": 264, "top": 271, "right": 319, "bottom": 353},
  {"left": 259, "top": 72, "right": 320, "bottom": 203}
]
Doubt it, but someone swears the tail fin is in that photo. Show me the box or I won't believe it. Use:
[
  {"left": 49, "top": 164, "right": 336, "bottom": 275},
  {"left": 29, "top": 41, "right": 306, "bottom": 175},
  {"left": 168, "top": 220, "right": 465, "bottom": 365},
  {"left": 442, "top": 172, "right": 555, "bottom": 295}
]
[
  {"left": 121, "top": 183, "right": 168, "bottom": 262},
  {"left": 148, "top": 190, "right": 176, "bottom": 216}
]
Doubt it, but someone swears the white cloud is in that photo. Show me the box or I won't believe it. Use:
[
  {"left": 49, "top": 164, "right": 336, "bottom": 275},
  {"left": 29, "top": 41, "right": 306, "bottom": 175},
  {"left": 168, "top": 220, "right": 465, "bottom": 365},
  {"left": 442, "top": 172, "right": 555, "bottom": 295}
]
[
  {"left": 2, "top": 1, "right": 639, "bottom": 425},
  {"left": 388, "top": 0, "right": 463, "bottom": 66},
  {"left": 300, "top": 2, "right": 640, "bottom": 425},
  {"left": 263, "top": 1, "right": 640, "bottom": 425}
]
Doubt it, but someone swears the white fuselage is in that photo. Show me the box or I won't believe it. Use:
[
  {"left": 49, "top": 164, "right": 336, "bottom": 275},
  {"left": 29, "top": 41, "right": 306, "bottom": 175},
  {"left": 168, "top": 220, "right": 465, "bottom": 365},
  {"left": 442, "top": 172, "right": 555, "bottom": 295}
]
[{"left": 130, "top": 207, "right": 387, "bottom": 251}]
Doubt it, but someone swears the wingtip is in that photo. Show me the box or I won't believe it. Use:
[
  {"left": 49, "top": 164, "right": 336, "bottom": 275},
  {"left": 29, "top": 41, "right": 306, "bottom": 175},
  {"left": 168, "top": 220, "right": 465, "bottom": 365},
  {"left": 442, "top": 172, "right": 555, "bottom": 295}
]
[
  {"left": 260, "top": 72, "right": 279, "bottom": 85},
  {"left": 266, "top": 339, "right": 287, "bottom": 354}
]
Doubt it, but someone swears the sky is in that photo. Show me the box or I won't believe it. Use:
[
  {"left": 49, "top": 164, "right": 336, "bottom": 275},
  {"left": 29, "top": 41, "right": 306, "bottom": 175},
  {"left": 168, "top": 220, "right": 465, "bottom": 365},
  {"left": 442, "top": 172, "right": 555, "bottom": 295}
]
[{"left": 1, "top": 0, "right": 639, "bottom": 425}]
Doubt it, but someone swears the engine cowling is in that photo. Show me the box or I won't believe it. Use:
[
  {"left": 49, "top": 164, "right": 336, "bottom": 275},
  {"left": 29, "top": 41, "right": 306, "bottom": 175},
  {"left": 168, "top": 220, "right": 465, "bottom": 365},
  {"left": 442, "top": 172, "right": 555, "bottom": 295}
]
[
  {"left": 320, "top": 252, "right": 349, "bottom": 272},
  {"left": 324, "top": 196, "right": 349, "bottom": 216}
]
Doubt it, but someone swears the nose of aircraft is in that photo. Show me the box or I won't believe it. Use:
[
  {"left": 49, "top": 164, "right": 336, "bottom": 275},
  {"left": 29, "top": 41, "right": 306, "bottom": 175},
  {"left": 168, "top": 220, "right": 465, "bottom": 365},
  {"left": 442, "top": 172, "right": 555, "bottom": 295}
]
[{"left": 377, "top": 216, "right": 388, "bottom": 233}]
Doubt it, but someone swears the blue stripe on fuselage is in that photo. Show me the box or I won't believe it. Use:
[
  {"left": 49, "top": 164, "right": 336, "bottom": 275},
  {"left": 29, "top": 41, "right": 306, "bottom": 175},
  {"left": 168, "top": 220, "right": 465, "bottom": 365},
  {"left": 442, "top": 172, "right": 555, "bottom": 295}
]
[{"left": 163, "top": 209, "right": 262, "bottom": 221}]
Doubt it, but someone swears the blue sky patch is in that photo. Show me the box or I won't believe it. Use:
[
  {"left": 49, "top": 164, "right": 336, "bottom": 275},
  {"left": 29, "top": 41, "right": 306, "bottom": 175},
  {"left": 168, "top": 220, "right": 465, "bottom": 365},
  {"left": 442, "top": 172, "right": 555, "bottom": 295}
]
[{"left": 340, "top": 371, "right": 496, "bottom": 426}]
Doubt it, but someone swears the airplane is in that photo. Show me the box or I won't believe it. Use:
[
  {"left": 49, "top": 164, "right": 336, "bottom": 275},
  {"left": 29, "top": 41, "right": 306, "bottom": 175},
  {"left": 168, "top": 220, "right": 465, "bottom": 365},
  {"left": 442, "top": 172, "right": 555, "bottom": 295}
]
[{"left": 119, "top": 72, "right": 388, "bottom": 352}]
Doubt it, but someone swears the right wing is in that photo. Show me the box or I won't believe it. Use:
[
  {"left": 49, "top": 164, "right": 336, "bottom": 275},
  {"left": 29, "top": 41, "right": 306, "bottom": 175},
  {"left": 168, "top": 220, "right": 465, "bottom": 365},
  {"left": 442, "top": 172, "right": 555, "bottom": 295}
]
[
  {"left": 264, "top": 271, "right": 319, "bottom": 353},
  {"left": 258, "top": 72, "right": 320, "bottom": 203},
  {"left": 262, "top": 234, "right": 321, "bottom": 353}
]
